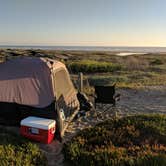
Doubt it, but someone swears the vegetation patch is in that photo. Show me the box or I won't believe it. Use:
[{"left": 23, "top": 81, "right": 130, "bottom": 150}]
[
  {"left": 150, "top": 59, "right": 164, "bottom": 65},
  {"left": 88, "top": 75, "right": 128, "bottom": 86},
  {"left": 0, "top": 127, "right": 47, "bottom": 166},
  {"left": 86, "top": 71, "right": 166, "bottom": 88},
  {"left": 66, "top": 60, "right": 122, "bottom": 73},
  {"left": 64, "top": 114, "right": 166, "bottom": 166}
]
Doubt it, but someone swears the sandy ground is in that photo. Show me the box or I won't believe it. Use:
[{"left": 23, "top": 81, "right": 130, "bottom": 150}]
[
  {"left": 2, "top": 86, "right": 166, "bottom": 166},
  {"left": 41, "top": 86, "right": 166, "bottom": 166}
]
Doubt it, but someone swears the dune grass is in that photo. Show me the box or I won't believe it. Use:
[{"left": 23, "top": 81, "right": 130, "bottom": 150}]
[
  {"left": 66, "top": 53, "right": 166, "bottom": 89},
  {"left": 0, "top": 127, "right": 47, "bottom": 166},
  {"left": 87, "top": 71, "right": 166, "bottom": 88},
  {"left": 64, "top": 114, "right": 166, "bottom": 166}
]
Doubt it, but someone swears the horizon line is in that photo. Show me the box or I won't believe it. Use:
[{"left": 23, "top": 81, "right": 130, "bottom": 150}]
[{"left": 0, "top": 44, "right": 166, "bottom": 48}]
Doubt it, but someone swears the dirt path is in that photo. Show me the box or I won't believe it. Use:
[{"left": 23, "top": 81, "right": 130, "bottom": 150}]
[{"left": 117, "top": 86, "right": 166, "bottom": 115}]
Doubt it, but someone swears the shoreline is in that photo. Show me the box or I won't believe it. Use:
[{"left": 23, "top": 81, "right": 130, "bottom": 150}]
[{"left": 1, "top": 46, "right": 166, "bottom": 53}]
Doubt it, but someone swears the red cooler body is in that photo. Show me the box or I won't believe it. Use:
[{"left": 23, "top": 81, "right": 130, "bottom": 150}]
[{"left": 20, "top": 116, "right": 56, "bottom": 144}]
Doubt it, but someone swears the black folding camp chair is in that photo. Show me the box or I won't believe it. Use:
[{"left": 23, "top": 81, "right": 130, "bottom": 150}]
[{"left": 94, "top": 85, "right": 120, "bottom": 109}]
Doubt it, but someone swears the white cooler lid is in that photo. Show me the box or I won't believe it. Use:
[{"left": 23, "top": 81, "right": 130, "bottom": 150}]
[{"left": 21, "top": 116, "right": 56, "bottom": 130}]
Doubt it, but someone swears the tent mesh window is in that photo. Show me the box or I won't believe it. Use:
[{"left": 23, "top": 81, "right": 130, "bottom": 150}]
[{"left": 54, "top": 69, "right": 73, "bottom": 99}]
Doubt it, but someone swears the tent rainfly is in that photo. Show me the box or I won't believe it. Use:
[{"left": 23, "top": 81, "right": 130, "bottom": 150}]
[{"left": 0, "top": 57, "right": 79, "bottom": 135}]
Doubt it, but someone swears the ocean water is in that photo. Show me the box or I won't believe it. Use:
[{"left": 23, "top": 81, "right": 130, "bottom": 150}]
[{"left": 0, "top": 45, "right": 166, "bottom": 53}]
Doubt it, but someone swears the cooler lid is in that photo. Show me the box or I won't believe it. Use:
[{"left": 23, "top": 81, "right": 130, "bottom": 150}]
[{"left": 21, "top": 116, "right": 56, "bottom": 130}]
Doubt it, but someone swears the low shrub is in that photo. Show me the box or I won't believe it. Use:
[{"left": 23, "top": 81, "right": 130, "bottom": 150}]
[
  {"left": 88, "top": 75, "right": 128, "bottom": 86},
  {"left": 0, "top": 127, "right": 47, "bottom": 166},
  {"left": 66, "top": 60, "right": 122, "bottom": 73},
  {"left": 64, "top": 114, "right": 166, "bottom": 166},
  {"left": 123, "top": 56, "right": 149, "bottom": 71},
  {"left": 150, "top": 59, "right": 163, "bottom": 65}
]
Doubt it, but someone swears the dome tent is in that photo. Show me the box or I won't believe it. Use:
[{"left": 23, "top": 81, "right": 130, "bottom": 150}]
[{"left": 0, "top": 57, "right": 79, "bottom": 135}]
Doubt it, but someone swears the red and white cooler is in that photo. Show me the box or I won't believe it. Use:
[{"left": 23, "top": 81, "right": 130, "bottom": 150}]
[{"left": 20, "top": 116, "right": 56, "bottom": 144}]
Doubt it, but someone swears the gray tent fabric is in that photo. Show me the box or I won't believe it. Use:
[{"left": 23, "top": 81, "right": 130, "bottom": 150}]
[{"left": 0, "top": 57, "right": 74, "bottom": 108}]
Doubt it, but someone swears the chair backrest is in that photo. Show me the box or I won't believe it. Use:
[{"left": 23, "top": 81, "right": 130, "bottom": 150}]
[{"left": 94, "top": 85, "right": 115, "bottom": 103}]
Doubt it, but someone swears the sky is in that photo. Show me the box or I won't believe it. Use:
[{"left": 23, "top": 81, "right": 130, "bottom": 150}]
[{"left": 0, "top": 0, "right": 166, "bottom": 47}]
